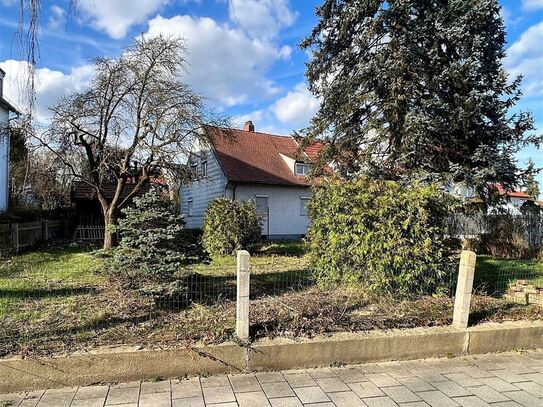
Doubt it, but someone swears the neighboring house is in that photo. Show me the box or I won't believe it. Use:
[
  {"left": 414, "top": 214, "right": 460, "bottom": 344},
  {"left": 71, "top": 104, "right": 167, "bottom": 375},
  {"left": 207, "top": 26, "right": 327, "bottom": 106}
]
[
  {"left": 180, "top": 122, "right": 320, "bottom": 240},
  {"left": 0, "top": 68, "right": 19, "bottom": 212}
]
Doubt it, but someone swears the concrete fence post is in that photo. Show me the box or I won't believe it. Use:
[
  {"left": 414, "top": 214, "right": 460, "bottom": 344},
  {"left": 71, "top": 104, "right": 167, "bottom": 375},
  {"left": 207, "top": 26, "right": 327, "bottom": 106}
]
[
  {"left": 236, "top": 250, "right": 250, "bottom": 341},
  {"left": 11, "top": 223, "right": 19, "bottom": 253},
  {"left": 452, "top": 250, "right": 477, "bottom": 329}
]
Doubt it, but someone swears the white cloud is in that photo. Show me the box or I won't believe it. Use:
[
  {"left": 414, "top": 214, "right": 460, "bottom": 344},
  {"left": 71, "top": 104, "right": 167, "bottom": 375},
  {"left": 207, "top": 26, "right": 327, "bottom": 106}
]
[
  {"left": 228, "top": 0, "right": 297, "bottom": 40},
  {"left": 145, "top": 14, "right": 289, "bottom": 106},
  {"left": 506, "top": 21, "right": 543, "bottom": 96},
  {"left": 48, "top": 5, "right": 66, "bottom": 30},
  {"left": 523, "top": 0, "right": 543, "bottom": 11},
  {"left": 0, "top": 60, "right": 94, "bottom": 122},
  {"left": 78, "top": 0, "right": 171, "bottom": 39},
  {"left": 271, "top": 83, "right": 319, "bottom": 126}
]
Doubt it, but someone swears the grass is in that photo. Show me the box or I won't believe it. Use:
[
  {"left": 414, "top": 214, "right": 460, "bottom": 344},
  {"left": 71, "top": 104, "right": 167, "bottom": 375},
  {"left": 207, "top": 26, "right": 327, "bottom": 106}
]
[
  {"left": 0, "top": 240, "right": 541, "bottom": 357},
  {"left": 475, "top": 256, "right": 543, "bottom": 295}
]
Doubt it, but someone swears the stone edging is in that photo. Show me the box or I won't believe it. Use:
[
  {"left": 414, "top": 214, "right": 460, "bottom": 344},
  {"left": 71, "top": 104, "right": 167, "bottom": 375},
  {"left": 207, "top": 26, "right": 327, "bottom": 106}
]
[{"left": 1, "top": 320, "right": 542, "bottom": 393}]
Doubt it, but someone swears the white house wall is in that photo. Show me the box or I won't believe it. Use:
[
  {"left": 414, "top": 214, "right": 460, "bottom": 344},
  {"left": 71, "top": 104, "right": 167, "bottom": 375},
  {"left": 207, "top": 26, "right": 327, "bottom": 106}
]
[
  {"left": 180, "top": 148, "right": 228, "bottom": 228},
  {"left": 230, "top": 184, "right": 311, "bottom": 239},
  {"left": 0, "top": 106, "right": 8, "bottom": 212}
]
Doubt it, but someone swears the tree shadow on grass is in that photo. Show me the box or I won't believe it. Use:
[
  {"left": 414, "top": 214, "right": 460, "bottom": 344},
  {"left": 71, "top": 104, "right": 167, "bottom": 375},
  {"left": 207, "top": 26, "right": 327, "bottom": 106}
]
[{"left": 0, "top": 286, "right": 97, "bottom": 299}]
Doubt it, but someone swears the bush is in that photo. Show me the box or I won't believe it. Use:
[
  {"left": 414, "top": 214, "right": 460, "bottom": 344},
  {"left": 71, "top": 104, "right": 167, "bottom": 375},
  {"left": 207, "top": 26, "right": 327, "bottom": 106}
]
[
  {"left": 108, "top": 189, "right": 203, "bottom": 281},
  {"left": 307, "top": 178, "right": 455, "bottom": 296},
  {"left": 203, "top": 198, "right": 261, "bottom": 255}
]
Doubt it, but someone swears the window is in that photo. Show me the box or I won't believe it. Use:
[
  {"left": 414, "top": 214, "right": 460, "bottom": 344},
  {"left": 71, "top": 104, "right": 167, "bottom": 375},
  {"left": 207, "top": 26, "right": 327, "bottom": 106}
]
[
  {"left": 201, "top": 160, "right": 208, "bottom": 176},
  {"left": 300, "top": 197, "right": 310, "bottom": 216},
  {"left": 190, "top": 163, "right": 198, "bottom": 175},
  {"left": 187, "top": 199, "right": 193, "bottom": 216},
  {"left": 295, "top": 163, "right": 310, "bottom": 176},
  {"left": 255, "top": 196, "right": 269, "bottom": 219}
]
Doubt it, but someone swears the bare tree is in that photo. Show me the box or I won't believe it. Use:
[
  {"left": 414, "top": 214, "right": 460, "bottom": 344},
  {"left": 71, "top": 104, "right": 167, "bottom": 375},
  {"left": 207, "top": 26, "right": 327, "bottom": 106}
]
[{"left": 37, "top": 35, "right": 216, "bottom": 249}]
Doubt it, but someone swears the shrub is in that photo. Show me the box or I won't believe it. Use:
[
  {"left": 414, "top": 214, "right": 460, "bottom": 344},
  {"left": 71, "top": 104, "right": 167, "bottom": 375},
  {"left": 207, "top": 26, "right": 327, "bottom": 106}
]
[
  {"left": 108, "top": 189, "right": 203, "bottom": 281},
  {"left": 307, "top": 178, "right": 455, "bottom": 296},
  {"left": 203, "top": 198, "right": 261, "bottom": 255}
]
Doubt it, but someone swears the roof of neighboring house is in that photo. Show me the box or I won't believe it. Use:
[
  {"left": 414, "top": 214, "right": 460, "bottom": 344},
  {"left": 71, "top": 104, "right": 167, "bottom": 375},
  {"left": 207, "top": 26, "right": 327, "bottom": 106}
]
[
  {"left": 0, "top": 97, "right": 19, "bottom": 114},
  {"left": 206, "top": 126, "right": 324, "bottom": 186},
  {"left": 72, "top": 180, "right": 152, "bottom": 201},
  {"left": 493, "top": 184, "right": 533, "bottom": 200}
]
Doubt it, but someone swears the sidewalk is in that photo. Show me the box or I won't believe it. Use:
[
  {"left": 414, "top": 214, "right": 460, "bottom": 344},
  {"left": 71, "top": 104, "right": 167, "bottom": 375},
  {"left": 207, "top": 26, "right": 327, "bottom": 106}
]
[{"left": 1, "top": 350, "right": 542, "bottom": 407}]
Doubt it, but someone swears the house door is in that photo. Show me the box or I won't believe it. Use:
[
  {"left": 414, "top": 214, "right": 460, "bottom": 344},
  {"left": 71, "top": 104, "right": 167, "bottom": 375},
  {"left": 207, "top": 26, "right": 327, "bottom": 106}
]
[{"left": 255, "top": 196, "right": 269, "bottom": 238}]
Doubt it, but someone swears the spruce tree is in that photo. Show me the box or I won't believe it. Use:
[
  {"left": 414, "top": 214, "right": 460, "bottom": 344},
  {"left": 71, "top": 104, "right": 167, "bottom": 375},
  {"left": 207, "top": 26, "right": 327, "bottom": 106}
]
[
  {"left": 302, "top": 0, "right": 539, "bottom": 195},
  {"left": 525, "top": 159, "right": 540, "bottom": 200}
]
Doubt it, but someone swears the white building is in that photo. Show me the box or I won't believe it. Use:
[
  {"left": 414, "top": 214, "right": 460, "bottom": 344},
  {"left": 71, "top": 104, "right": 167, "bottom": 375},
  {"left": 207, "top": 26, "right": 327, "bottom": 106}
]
[
  {"left": 180, "top": 122, "right": 322, "bottom": 240},
  {"left": 0, "top": 68, "right": 19, "bottom": 212}
]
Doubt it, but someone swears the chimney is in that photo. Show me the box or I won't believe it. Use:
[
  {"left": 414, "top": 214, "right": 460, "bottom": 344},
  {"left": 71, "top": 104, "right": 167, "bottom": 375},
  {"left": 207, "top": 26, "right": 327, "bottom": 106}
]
[
  {"left": 0, "top": 68, "right": 4, "bottom": 99},
  {"left": 244, "top": 120, "right": 255, "bottom": 132}
]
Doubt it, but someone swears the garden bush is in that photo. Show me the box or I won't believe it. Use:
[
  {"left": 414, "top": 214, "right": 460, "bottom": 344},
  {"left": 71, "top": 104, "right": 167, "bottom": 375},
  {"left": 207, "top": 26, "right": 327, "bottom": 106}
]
[
  {"left": 307, "top": 178, "right": 455, "bottom": 296},
  {"left": 202, "top": 198, "right": 261, "bottom": 255},
  {"left": 108, "top": 189, "right": 204, "bottom": 282}
]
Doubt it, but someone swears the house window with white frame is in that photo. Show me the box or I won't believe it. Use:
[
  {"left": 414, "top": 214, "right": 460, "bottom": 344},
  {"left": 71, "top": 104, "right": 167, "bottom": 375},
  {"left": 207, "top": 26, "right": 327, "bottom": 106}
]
[
  {"left": 300, "top": 197, "right": 310, "bottom": 216},
  {"left": 187, "top": 199, "right": 193, "bottom": 216},
  {"left": 201, "top": 160, "right": 208, "bottom": 176},
  {"left": 295, "top": 162, "right": 310, "bottom": 176}
]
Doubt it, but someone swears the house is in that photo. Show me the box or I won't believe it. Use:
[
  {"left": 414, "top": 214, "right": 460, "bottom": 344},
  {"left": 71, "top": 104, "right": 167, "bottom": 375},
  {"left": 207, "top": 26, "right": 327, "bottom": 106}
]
[
  {"left": 0, "top": 68, "right": 19, "bottom": 212},
  {"left": 180, "top": 122, "right": 320, "bottom": 240}
]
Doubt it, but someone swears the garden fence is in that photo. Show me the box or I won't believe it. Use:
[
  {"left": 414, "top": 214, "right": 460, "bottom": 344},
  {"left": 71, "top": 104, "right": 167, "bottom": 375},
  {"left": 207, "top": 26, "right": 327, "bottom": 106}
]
[{"left": 0, "top": 219, "right": 68, "bottom": 252}]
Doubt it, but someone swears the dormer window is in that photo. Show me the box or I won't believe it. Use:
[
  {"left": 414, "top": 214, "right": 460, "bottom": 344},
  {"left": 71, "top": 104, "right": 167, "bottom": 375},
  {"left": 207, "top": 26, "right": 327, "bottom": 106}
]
[{"left": 295, "top": 162, "right": 310, "bottom": 176}]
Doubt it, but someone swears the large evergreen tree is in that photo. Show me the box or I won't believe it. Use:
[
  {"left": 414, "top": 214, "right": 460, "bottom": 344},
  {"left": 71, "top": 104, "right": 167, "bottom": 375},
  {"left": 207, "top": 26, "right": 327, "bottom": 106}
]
[{"left": 302, "top": 0, "right": 539, "bottom": 194}]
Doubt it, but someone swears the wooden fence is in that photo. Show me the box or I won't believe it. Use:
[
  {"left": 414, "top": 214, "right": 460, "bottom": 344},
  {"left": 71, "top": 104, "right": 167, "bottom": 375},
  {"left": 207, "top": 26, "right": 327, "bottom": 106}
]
[
  {"left": 0, "top": 219, "right": 68, "bottom": 252},
  {"left": 73, "top": 225, "right": 105, "bottom": 241}
]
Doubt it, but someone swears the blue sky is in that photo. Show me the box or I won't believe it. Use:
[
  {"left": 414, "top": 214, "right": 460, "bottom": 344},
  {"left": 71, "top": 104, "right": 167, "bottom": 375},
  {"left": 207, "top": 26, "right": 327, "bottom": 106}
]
[{"left": 0, "top": 0, "right": 542, "bottom": 189}]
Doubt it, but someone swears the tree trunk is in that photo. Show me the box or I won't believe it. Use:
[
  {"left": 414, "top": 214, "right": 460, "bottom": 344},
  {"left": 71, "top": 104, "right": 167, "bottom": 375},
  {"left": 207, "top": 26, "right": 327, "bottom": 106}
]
[{"left": 102, "top": 209, "right": 117, "bottom": 250}]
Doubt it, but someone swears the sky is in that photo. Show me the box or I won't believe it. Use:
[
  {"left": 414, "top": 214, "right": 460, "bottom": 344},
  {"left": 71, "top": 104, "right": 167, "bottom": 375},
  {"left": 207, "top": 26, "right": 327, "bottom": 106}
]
[{"left": 0, "top": 0, "right": 542, "bottom": 189}]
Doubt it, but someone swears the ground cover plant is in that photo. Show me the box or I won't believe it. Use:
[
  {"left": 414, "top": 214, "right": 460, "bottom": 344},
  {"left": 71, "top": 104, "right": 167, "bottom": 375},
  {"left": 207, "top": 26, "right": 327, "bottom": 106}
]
[{"left": 0, "top": 240, "right": 541, "bottom": 357}]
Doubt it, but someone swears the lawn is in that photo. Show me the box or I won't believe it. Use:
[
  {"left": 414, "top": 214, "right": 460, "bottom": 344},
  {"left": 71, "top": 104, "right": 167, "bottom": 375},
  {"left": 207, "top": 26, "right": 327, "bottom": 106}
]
[
  {"left": 475, "top": 256, "right": 543, "bottom": 295},
  {"left": 0, "top": 241, "right": 541, "bottom": 357}
]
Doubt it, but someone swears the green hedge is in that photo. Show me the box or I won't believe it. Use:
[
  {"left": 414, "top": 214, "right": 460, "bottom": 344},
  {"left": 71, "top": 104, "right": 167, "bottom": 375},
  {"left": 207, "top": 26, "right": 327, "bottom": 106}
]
[
  {"left": 307, "top": 178, "right": 455, "bottom": 296},
  {"left": 203, "top": 198, "right": 261, "bottom": 255}
]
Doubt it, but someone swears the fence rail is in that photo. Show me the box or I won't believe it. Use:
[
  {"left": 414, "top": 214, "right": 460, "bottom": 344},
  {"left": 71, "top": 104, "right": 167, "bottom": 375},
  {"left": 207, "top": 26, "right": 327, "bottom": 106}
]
[
  {"left": 0, "top": 219, "right": 68, "bottom": 252},
  {"left": 73, "top": 225, "right": 105, "bottom": 241}
]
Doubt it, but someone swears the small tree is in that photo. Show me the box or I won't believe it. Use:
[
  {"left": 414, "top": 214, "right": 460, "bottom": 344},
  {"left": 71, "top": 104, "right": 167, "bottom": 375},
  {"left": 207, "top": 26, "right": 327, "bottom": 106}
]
[
  {"left": 524, "top": 159, "right": 540, "bottom": 200},
  {"left": 202, "top": 198, "right": 261, "bottom": 256},
  {"left": 109, "top": 189, "right": 202, "bottom": 280}
]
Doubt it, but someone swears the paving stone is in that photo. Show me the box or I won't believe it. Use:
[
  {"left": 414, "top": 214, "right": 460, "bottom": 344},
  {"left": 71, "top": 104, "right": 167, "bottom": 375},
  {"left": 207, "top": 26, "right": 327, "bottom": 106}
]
[
  {"left": 110, "top": 382, "right": 140, "bottom": 389},
  {"left": 452, "top": 396, "right": 490, "bottom": 407},
  {"left": 349, "top": 382, "right": 385, "bottom": 399},
  {"left": 204, "top": 403, "right": 238, "bottom": 407},
  {"left": 496, "top": 362, "right": 538, "bottom": 375},
  {"left": 469, "top": 385, "right": 511, "bottom": 403},
  {"left": 490, "top": 370, "right": 531, "bottom": 384},
  {"left": 327, "top": 390, "right": 367, "bottom": 407},
  {"left": 19, "top": 399, "right": 42, "bottom": 407},
  {"left": 490, "top": 402, "right": 523, "bottom": 407},
  {"left": 44, "top": 387, "right": 79, "bottom": 395},
  {"left": 502, "top": 390, "right": 542, "bottom": 407},
  {"left": 412, "top": 370, "right": 449, "bottom": 383},
  {"left": 432, "top": 380, "right": 473, "bottom": 397},
  {"left": 357, "top": 364, "right": 388, "bottom": 374},
  {"left": 202, "top": 385, "right": 236, "bottom": 404},
  {"left": 36, "top": 392, "right": 75, "bottom": 407},
  {"left": 456, "top": 366, "right": 495, "bottom": 379},
  {"left": 171, "top": 396, "right": 204, "bottom": 407},
  {"left": 70, "top": 398, "right": 108, "bottom": 407},
  {"left": 382, "top": 385, "right": 420, "bottom": 403},
  {"left": 417, "top": 390, "right": 460, "bottom": 407},
  {"left": 229, "top": 374, "right": 261, "bottom": 393},
  {"left": 365, "top": 373, "right": 401, "bottom": 387},
  {"left": 293, "top": 386, "right": 330, "bottom": 404},
  {"left": 171, "top": 380, "right": 202, "bottom": 399},
  {"left": 316, "top": 377, "right": 351, "bottom": 392},
  {"left": 139, "top": 392, "right": 171, "bottom": 407},
  {"left": 105, "top": 386, "right": 139, "bottom": 405},
  {"left": 256, "top": 372, "right": 285, "bottom": 384},
  {"left": 261, "top": 381, "right": 295, "bottom": 398},
  {"left": 397, "top": 403, "right": 430, "bottom": 407},
  {"left": 283, "top": 372, "right": 317, "bottom": 388},
  {"left": 362, "top": 396, "right": 398, "bottom": 407},
  {"left": 305, "top": 367, "right": 336, "bottom": 379},
  {"left": 0, "top": 392, "right": 25, "bottom": 404},
  {"left": 333, "top": 367, "right": 367, "bottom": 383},
  {"left": 397, "top": 377, "right": 435, "bottom": 392},
  {"left": 236, "top": 391, "right": 271, "bottom": 407},
  {"left": 479, "top": 377, "right": 520, "bottom": 392},
  {"left": 268, "top": 397, "right": 303, "bottom": 407},
  {"left": 445, "top": 373, "right": 483, "bottom": 387},
  {"left": 201, "top": 375, "right": 231, "bottom": 388},
  {"left": 379, "top": 362, "right": 415, "bottom": 379},
  {"left": 304, "top": 403, "right": 335, "bottom": 407},
  {"left": 515, "top": 380, "right": 543, "bottom": 397},
  {"left": 140, "top": 380, "right": 170, "bottom": 394},
  {"left": 521, "top": 373, "right": 543, "bottom": 386},
  {"left": 75, "top": 385, "right": 109, "bottom": 400}
]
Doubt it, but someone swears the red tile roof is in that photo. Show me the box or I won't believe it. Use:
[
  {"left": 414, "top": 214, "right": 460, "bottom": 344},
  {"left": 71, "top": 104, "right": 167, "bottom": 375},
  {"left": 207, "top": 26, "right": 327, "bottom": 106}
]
[
  {"left": 492, "top": 184, "right": 532, "bottom": 200},
  {"left": 206, "top": 126, "right": 315, "bottom": 186}
]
